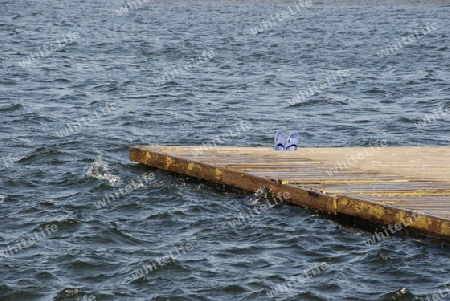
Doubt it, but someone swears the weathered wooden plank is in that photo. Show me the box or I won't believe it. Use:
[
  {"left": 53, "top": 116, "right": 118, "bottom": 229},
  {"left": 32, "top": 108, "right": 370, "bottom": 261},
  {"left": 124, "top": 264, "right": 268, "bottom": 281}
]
[{"left": 130, "top": 145, "right": 450, "bottom": 237}]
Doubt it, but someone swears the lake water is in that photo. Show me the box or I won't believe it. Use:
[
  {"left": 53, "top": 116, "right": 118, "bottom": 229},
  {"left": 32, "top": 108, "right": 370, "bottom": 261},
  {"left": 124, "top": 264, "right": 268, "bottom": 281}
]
[{"left": 1, "top": 0, "right": 450, "bottom": 300}]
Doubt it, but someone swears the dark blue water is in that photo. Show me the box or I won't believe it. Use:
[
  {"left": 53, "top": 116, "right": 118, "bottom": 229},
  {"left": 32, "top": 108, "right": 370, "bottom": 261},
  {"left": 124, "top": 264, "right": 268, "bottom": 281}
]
[{"left": 1, "top": 0, "right": 450, "bottom": 300}]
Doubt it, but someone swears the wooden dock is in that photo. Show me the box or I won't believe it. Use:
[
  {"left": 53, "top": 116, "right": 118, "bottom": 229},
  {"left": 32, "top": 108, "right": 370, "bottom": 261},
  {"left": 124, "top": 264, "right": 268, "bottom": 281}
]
[{"left": 130, "top": 145, "right": 450, "bottom": 237}]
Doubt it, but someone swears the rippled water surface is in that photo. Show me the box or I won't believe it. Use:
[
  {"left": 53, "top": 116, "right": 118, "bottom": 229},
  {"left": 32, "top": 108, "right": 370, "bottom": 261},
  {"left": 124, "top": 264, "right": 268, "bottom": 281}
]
[{"left": 1, "top": 0, "right": 450, "bottom": 300}]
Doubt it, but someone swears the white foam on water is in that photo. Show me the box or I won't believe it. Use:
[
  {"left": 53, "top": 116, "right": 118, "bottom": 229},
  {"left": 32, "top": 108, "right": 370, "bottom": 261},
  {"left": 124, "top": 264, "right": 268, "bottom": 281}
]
[
  {"left": 85, "top": 154, "right": 121, "bottom": 186},
  {"left": 249, "top": 187, "right": 271, "bottom": 204}
]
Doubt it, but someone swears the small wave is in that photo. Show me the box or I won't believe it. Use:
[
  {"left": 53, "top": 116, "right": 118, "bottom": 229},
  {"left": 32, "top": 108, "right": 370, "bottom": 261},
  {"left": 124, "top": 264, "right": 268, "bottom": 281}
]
[
  {"left": 0, "top": 103, "right": 24, "bottom": 112},
  {"left": 54, "top": 288, "right": 91, "bottom": 301},
  {"left": 381, "top": 287, "right": 413, "bottom": 300},
  {"left": 51, "top": 78, "right": 71, "bottom": 83},
  {"left": 85, "top": 155, "right": 121, "bottom": 186},
  {"left": 363, "top": 88, "right": 385, "bottom": 94}
]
